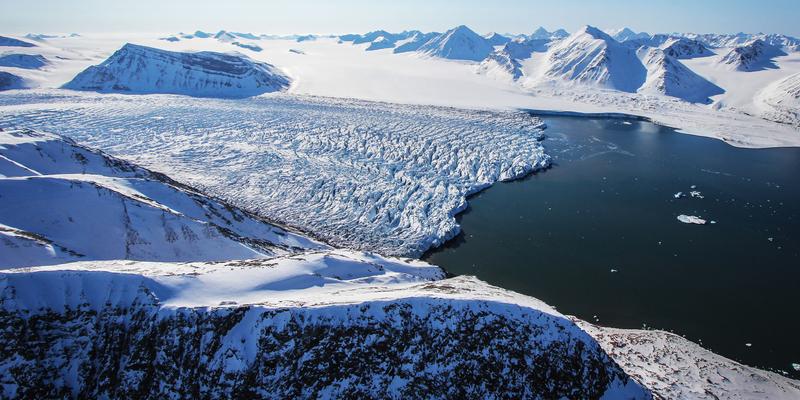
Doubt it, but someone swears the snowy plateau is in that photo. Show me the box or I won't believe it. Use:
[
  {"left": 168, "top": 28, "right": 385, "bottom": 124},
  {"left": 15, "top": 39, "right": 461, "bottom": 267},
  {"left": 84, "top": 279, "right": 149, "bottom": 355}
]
[{"left": 1, "top": 23, "right": 800, "bottom": 399}]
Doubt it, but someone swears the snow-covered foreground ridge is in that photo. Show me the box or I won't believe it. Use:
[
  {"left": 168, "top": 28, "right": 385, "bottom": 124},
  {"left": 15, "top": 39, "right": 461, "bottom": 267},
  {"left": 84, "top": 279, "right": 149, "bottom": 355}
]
[
  {"left": 0, "top": 256, "right": 647, "bottom": 399},
  {"left": 0, "top": 128, "right": 324, "bottom": 267},
  {"left": 0, "top": 92, "right": 550, "bottom": 257}
]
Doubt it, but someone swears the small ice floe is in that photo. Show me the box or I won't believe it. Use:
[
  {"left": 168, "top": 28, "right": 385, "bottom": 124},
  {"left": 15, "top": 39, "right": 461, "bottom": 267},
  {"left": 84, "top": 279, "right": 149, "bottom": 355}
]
[
  {"left": 745, "top": 343, "right": 752, "bottom": 347},
  {"left": 689, "top": 191, "right": 704, "bottom": 199},
  {"left": 710, "top": 220, "right": 717, "bottom": 224},
  {"left": 690, "top": 185, "right": 697, "bottom": 189},
  {"left": 677, "top": 214, "right": 707, "bottom": 225},
  {"left": 768, "top": 237, "right": 774, "bottom": 242},
  {"left": 674, "top": 192, "right": 684, "bottom": 199},
  {"left": 610, "top": 269, "right": 618, "bottom": 273},
  {"left": 792, "top": 363, "right": 800, "bottom": 371}
]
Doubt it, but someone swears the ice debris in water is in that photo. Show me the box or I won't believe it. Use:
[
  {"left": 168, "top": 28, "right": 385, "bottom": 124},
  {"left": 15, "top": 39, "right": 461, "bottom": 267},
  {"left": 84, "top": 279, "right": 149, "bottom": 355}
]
[
  {"left": 689, "top": 191, "right": 704, "bottom": 198},
  {"left": 792, "top": 363, "right": 800, "bottom": 371},
  {"left": 674, "top": 192, "right": 684, "bottom": 199},
  {"left": 677, "top": 215, "right": 707, "bottom": 225}
]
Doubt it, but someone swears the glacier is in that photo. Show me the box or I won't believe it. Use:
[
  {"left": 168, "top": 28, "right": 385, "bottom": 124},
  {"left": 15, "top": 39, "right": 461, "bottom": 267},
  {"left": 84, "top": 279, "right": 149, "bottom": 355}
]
[{"left": 0, "top": 92, "right": 550, "bottom": 257}]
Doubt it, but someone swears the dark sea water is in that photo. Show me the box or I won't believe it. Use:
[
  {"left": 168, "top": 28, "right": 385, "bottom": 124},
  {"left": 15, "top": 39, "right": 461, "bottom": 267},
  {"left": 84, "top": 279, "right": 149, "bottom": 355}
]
[{"left": 424, "top": 115, "right": 800, "bottom": 378}]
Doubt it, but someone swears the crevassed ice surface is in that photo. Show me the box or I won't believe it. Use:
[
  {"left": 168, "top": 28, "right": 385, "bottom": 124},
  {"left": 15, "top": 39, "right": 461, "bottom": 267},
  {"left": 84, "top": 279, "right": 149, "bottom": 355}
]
[{"left": 0, "top": 92, "right": 550, "bottom": 256}]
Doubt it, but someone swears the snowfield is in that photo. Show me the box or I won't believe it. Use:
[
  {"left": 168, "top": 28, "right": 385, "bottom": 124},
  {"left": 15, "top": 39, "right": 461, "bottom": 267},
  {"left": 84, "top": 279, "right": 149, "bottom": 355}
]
[{"left": 0, "top": 93, "right": 550, "bottom": 257}]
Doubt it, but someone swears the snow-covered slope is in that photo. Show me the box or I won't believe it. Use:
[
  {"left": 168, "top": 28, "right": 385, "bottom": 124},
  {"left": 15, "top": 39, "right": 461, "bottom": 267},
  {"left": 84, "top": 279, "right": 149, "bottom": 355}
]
[
  {"left": 659, "top": 36, "right": 714, "bottom": 59},
  {"left": 0, "top": 72, "right": 25, "bottom": 91},
  {"left": 417, "top": 25, "right": 494, "bottom": 61},
  {"left": 580, "top": 322, "right": 800, "bottom": 399},
  {"left": 62, "top": 43, "right": 291, "bottom": 98},
  {"left": 365, "top": 36, "right": 395, "bottom": 51},
  {"left": 393, "top": 31, "right": 439, "bottom": 53},
  {"left": 0, "top": 54, "right": 48, "bottom": 69},
  {"left": 0, "top": 94, "right": 550, "bottom": 258},
  {"left": 540, "top": 25, "right": 647, "bottom": 92},
  {"left": 0, "top": 129, "right": 324, "bottom": 267},
  {"left": 484, "top": 32, "right": 511, "bottom": 46},
  {"left": 757, "top": 72, "right": 800, "bottom": 126},
  {"left": 638, "top": 47, "right": 724, "bottom": 103},
  {"left": 479, "top": 39, "right": 552, "bottom": 80},
  {"left": 0, "top": 257, "right": 648, "bottom": 399},
  {"left": 719, "top": 39, "right": 787, "bottom": 71}
]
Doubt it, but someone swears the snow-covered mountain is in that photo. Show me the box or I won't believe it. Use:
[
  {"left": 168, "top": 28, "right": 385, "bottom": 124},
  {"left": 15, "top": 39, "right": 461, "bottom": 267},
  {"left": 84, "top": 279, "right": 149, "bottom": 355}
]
[
  {"left": 0, "top": 35, "right": 36, "bottom": 47},
  {"left": 0, "top": 53, "right": 49, "bottom": 69},
  {"left": 365, "top": 36, "right": 395, "bottom": 51},
  {"left": 484, "top": 32, "right": 511, "bottom": 46},
  {"left": 659, "top": 36, "right": 714, "bottom": 59},
  {"left": 62, "top": 43, "right": 291, "bottom": 98},
  {"left": 627, "top": 35, "right": 715, "bottom": 59},
  {"left": 638, "top": 47, "right": 724, "bottom": 103},
  {"left": 0, "top": 129, "right": 323, "bottom": 267},
  {"left": 610, "top": 27, "right": 651, "bottom": 42},
  {"left": 393, "top": 31, "right": 439, "bottom": 53},
  {"left": 417, "top": 25, "right": 495, "bottom": 61},
  {"left": 479, "top": 38, "right": 552, "bottom": 80},
  {"left": 530, "top": 27, "right": 569, "bottom": 40},
  {"left": 0, "top": 71, "right": 25, "bottom": 91},
  {"left": 719, "top": 39, "right": 787, "bottom": 71},
  {"left": 231, "top": 41, "right": 262, "bottom": 52},
  {"left": 541, "top": 25, "right": 647, "bottom": 92},
  {"left": 213, "top": 30, "right": 237, "bottom": 42},
  {"left": 684, "top": 32, "right": 800, "bottom": 51}
]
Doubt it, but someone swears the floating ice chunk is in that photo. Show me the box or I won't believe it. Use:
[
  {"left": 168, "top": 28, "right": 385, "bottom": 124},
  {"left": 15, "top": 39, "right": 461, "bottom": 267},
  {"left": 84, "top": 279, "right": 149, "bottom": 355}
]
[
  {"left": 710, "top": 220, "right": 717, "bottom": 224},
  {"left": 610, "top": 269, "right": 618, "bottom": 273},
  {"left": 677, "top": 215, "right": 707, "bottom": 225},
  {"left": 674, "top": 192, "right": 684, "bottom": 199},
  {"left": 792, "top": 363, "right": 800, "bottom": 371},
  {"left": 745, "top": 343, "right": 752, "bottom": 347},
  {"left": 690, "top": 185, "right": 697, "bottom": 189},
  {"left": 768, "top": 237, "right": 774, "bottom": 242},
  {"left": 689, "top": 191, "right": 704, "bottom": 199}
]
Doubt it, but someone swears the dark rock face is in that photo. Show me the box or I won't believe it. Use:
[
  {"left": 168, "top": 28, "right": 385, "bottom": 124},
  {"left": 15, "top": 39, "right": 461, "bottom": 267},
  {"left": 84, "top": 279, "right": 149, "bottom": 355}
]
[
  {"left": 0, "top": 36, "right": 37, "bottom": 48},
  {"left": 0, "top": 285, "right": 641, "bottom": 399},
  {"left": 0, "top": 72, "right": 25, "bottom": 91},
  {"left": 0, "top": 54, "right": 48, "bottom": 69}
]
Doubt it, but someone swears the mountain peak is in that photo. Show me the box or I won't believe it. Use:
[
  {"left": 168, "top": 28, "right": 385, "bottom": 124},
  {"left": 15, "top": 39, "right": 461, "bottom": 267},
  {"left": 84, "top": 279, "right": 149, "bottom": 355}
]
[{"left": 577, "top": 25, "right": 613, "bottom": 41}]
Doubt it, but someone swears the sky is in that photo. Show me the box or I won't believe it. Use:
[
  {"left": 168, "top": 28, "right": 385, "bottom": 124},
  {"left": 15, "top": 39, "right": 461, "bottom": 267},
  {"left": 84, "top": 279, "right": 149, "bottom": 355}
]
[{"left": 2, "top": 0, "right": 799, "bottom": 37}]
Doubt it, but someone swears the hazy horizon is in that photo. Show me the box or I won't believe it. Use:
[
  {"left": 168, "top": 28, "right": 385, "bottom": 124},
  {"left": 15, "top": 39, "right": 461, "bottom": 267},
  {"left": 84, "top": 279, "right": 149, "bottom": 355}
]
[{"left": 2, "top": 0, "right": 799, "bottom": 37}]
